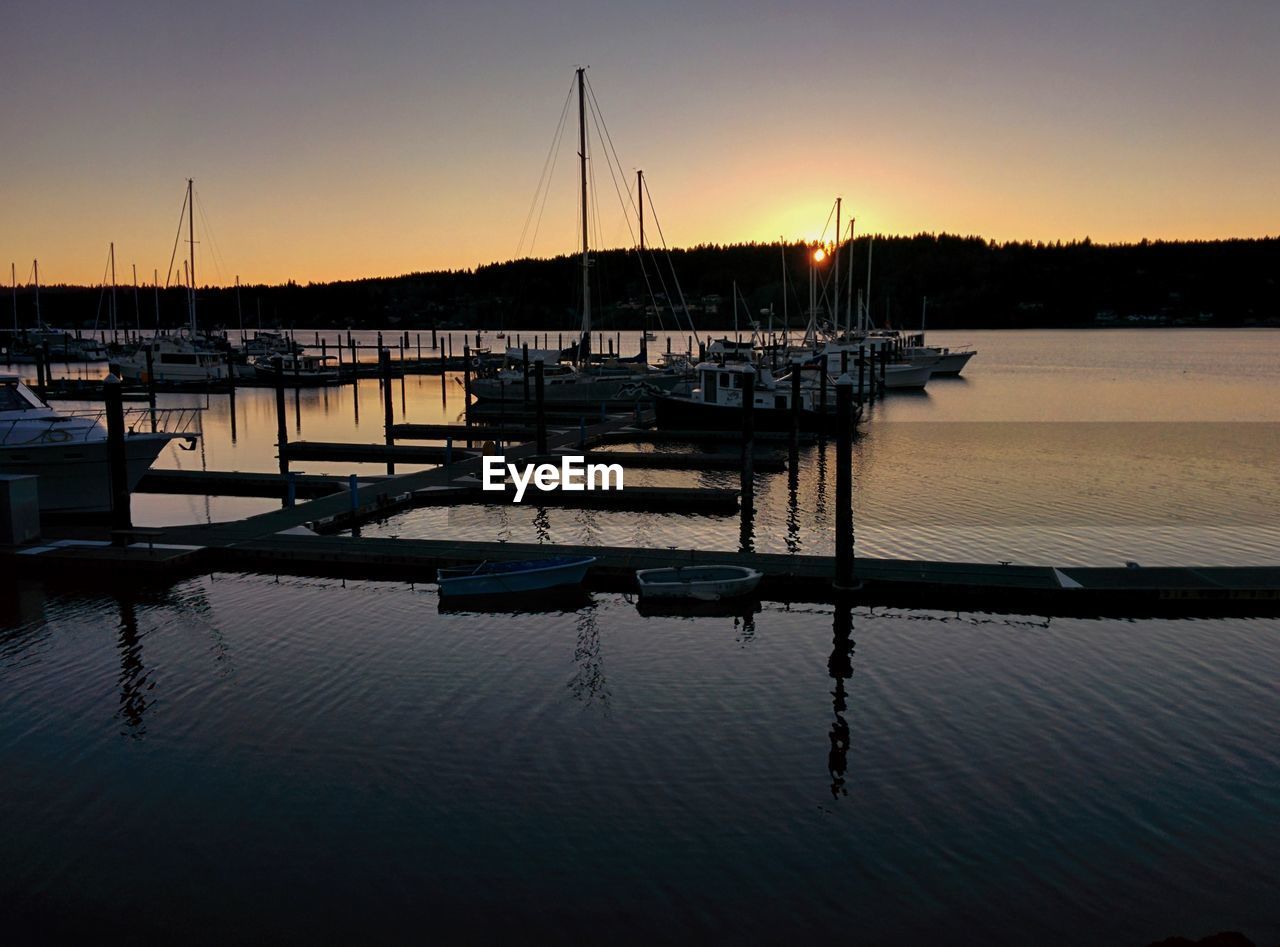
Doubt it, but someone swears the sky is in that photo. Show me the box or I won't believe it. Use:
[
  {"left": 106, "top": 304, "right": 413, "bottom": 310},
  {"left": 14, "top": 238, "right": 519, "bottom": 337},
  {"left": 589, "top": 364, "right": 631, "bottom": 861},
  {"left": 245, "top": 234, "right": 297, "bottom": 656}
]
[{"left": 2, "top": 0, "right": 1277, "bottom": 286}]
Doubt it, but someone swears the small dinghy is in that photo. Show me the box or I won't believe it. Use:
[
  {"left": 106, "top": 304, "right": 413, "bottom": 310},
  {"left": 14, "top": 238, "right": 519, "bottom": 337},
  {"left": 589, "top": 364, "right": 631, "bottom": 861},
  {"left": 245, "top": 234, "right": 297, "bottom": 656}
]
[
  {"left": 436, "top": 556, "right": 595, "bottom": 599},
  {"left": 635, "top": 565, "right": 763, "bottom": 602}
]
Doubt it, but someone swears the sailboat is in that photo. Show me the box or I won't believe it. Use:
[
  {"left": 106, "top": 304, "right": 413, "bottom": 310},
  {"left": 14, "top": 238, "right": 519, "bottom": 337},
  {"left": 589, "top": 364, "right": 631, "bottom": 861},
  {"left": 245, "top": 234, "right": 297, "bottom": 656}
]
[
  {"left": 471, "top": 69, "right": 683, "bottom": 408},
  {"left": 110, "top": 180, "right": 230, "bottom": 385}
]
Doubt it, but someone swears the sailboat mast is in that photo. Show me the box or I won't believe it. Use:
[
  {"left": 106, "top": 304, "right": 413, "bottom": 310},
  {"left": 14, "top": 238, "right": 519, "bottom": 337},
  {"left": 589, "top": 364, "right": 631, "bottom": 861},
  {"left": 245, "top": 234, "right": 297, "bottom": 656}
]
[
  {"left": 780, "top": 242, "right": 788, "bottom": 352},
  {"left": 638, "top": 169, "right": 644, "bottom": 253},
  {"left": 109, "top": 242, "right": 117, "bottom": 333},
  {"left": 577, "top": 67, "right": 590, "bottom": 365},
  {"left": 154, "top": 269, "right": 160, "bottom": 331},
  {"left": 187, "top": 178, "right": 196, "bottom": 332},
  {"left": 846, "top": 218, "right": 856, "bottom": 335},
  {"left": 11, "top": 263, "right": 15, "bottom": 333},
  {"left": 236, "top": 275, "right": 244, "bottom": 334},
  {"left": 132, "top": 263, "right": 139, "bottom": 332},
  {"left": 833, "top": 197, "right": 841, "bottom": 335},
  {"left": 33, "top": 259, "right": 40, "bottom": 327},
  {"left": 863, "top": 235, "right": 874, "bottom": 335}
]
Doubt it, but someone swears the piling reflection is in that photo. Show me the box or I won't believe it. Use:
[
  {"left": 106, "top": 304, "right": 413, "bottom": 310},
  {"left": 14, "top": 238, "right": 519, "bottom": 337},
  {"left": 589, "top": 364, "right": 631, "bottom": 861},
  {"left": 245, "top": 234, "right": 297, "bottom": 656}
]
[
  {"left": 569, "top": 604, "right": 609, "bottom": 707},
  {"left": 827, "top": 603, "right": 855, "bottom": 799},
  {"left": 785, "top": 461, "right": 800, "bottom": 554},
  {"left": 116, "top": 596, "right": 152, "bottom": 736}
]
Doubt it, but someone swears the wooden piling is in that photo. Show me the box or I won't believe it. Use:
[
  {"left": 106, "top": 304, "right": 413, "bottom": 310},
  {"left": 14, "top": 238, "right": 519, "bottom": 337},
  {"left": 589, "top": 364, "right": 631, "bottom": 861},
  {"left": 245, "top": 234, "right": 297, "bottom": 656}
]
[
  {"left": 104, "top": 374, "right": 131, "bottom": 543},
  {"left": 381, "top": 348, "right": 395, "bottom": 475},
  {"left": 274, "top": 356, "right": 289, "bottom": 477},
  {"left": 534, "top": 360, "right": 547, "bottom": 454},
  {"left": 835, "top": 373, "right": 855, "bottom": 591}
]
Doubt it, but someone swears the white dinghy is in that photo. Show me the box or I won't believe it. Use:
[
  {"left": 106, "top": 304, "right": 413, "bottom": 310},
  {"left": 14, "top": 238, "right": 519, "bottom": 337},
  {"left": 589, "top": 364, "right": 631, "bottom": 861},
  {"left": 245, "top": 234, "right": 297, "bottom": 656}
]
[{"left": 635, "top": 565, "right": 763, "bottom": 602}]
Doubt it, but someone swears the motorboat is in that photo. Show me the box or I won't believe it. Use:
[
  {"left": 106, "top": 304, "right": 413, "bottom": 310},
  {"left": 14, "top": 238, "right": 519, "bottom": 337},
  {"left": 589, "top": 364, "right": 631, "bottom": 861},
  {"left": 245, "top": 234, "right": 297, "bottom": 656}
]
[
  {"left": 652, "top": 359, "right": 853, "bottom": 432},
  {"left": 635, "top": 564, "right": 763, "bottom": 601},
  {"left": 110, "top": 334, "right": 230, "bottom": 385},
  {"left": 248, "top": 353, "right": 340, "bottom": 385},
  {"left": 0, "top": 373, "right": 196, "bottom": 513},
  {"left": 436, "top": 555, "right": 596, "bottom": 599}
]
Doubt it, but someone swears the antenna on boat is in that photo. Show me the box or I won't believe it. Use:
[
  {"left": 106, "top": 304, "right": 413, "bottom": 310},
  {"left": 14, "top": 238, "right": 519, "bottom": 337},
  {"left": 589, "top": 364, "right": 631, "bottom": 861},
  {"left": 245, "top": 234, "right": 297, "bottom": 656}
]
[{"left": 576, "top": 67, "right": 591, "bottom": 368}]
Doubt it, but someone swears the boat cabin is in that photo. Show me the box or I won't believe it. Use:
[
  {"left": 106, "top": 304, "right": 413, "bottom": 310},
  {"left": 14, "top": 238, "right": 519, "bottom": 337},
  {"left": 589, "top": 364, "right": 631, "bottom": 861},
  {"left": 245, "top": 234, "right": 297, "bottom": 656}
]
[{"left": 693, "top": 361, "right": 804, "bottom": 411}]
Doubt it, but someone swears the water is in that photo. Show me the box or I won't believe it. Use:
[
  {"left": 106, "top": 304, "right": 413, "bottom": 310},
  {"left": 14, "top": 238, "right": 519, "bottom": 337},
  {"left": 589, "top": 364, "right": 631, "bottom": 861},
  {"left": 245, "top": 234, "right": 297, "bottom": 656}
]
[{"left": 4, "top": 330, "right": 1279, "bottom": 943}]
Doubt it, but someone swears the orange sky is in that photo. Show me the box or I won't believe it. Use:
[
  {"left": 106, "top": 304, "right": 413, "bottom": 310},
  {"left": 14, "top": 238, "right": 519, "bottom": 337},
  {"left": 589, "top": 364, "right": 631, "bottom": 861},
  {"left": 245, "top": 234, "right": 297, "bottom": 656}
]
[{"left": 3, "top": 1, "right": 1277, "bottom": 286}]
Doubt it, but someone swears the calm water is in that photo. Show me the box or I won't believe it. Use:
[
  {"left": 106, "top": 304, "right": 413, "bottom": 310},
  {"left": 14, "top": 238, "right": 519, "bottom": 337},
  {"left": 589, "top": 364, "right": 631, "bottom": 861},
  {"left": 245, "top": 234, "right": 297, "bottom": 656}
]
[{"left": 4, "top": 330, "right": 1279, "bottom": 943}]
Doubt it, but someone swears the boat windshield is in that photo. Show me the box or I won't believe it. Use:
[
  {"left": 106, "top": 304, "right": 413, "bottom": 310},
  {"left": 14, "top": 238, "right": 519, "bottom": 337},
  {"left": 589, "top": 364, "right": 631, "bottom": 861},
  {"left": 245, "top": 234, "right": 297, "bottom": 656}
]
[{"left": 0, "top": 381, "right": 45, "bottom": 411}]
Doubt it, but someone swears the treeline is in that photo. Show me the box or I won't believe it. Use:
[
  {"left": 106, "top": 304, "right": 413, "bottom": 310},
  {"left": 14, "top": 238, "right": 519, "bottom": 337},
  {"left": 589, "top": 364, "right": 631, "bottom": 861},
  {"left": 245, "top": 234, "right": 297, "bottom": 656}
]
[{"left": 13, "top": 234, "right": 1280, "bottom": 332}]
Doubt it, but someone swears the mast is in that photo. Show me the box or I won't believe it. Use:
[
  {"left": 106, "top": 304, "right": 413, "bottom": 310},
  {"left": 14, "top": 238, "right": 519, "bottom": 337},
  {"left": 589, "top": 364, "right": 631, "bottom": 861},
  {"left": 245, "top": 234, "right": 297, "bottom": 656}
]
[
  {"left": 109, "top": 242, "right": 117, "bottom": 334},
  {"left": 576, "top": 67, "right": 590, "bottom": 366},
  {"left": 921, "top": 296, "right": 928, "bottom": 338},
  {"left": 780, "top": 242, "right": 788, "bottom": 352},
  {"left": 11, "top": 263, "right": 16, "bottom": 333},
  {"left": 33, "top": 259, "right": 40, "bottom": 327},
  {"left": 236, "top": 275, "right": 244, "bottom": 334},
  {"left": 863, "top": 235, "right": 874, "bottom": 335},
  {"left": 833, "top": 197, "right": 841, "bottom": 336},
  {"left": 846, "top": 218, "right": 856, "bottom": 335},
  {"left": 187, "top": 177, "right": 196, "bottom": 332},
  {"left": 132, "top": 263, "right": 139, "bottom": 332},
  {"left": 154, "top": 268, "right": 160, "bottom": 331}
]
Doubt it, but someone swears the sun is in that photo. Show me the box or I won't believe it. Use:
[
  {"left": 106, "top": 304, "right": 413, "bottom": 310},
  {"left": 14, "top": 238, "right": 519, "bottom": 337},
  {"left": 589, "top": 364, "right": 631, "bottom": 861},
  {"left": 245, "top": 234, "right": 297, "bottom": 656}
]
[{"left": 812, "top": 248, "right": 827, "bottom": 263}]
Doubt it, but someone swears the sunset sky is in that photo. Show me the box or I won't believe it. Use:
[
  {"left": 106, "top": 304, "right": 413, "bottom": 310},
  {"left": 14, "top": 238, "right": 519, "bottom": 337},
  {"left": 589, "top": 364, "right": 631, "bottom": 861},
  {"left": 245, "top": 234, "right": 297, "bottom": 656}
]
[{"left": 3, "top": 0, "right": 1277, "bottom": 286}]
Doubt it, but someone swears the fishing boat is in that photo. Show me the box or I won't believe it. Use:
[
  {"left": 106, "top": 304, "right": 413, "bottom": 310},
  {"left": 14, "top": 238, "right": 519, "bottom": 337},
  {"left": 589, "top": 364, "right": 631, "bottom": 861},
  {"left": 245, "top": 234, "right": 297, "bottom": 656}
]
[
  {"left": 249, "top": 352, "right": 340, "bottom": 385},
  {"left": 0, "top": 373, "right": 196, "bottom": 513},
  {"left": 653, "top": 359, "right": 851, "bottom": 432},
  {"left": 635, "top": 565, "right": 763, "bottom": 601},
  {"left": 436, "top": 555, "right": 596, "bottom": 599}
]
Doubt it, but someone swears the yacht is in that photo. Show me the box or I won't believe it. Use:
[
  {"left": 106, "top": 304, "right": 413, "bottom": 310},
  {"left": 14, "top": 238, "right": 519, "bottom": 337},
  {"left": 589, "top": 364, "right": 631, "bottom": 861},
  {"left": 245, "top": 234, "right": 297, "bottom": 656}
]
[
  {"left": 653, "top": 359, "right": 854, "bottom": 432},
  {"left": 249, "top": 352, "right": 340, "bottom": 385},
  {"left": 0, "top": 373, "right": 194, "bottom": 513},
  {"left": 110, "top": 334, "right": 230, "bottom": 385}
]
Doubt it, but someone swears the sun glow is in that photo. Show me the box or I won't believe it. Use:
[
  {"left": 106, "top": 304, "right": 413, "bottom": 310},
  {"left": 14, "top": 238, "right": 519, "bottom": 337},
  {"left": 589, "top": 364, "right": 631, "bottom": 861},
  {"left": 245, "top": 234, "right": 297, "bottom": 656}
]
[{"left": 812, "top": 248, "right": 827, "bottom": 263}]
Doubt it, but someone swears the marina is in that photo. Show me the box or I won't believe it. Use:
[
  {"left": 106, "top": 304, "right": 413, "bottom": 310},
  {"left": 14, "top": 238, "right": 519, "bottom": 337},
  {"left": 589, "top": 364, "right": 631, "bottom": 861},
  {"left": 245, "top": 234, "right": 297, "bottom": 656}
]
[{"left": 4, "top": 12, "right": 1280, "bottom": 942}]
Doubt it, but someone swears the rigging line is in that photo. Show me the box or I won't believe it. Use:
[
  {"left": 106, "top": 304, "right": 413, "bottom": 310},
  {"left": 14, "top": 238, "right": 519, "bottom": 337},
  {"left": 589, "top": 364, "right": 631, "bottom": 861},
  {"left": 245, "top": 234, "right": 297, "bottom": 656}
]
[
  {"left": 164, "top": 185, "right": 189, "bottom": 289},
  {"left": 194, "top": 189, "right": 228, "bottom": 287},
  {"left": 640, "top": 176, "right": 697, "bottom": 341},
  {"left": 517, "top": 75, "right": 576, "bottom": 258},
  {"left": 92, "top": 247, "right": 111, "bottom": 332},
  {"left": 584, "top": 75, "right": 641, "bottom": 221},
  {"left": 585, "top": 92, "right": 636, "bottom": 249},
  {"left": 528, "top": 105, "right": 570, "bottom": 257}
]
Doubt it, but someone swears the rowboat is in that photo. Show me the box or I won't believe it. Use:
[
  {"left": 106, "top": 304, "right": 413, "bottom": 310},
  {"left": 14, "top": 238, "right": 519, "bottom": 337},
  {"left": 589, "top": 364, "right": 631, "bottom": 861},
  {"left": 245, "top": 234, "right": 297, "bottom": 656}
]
[
  {"left": 436, "top": 556, "right": 595, "bottom": 599},
  {"left": 635, "top": 565, "right": 763, "bottom": 602}
]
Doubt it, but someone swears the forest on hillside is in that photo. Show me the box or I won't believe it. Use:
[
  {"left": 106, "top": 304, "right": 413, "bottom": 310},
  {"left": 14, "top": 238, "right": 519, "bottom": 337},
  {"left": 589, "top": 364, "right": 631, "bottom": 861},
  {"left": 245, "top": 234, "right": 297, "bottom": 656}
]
[{"left": 11, "top": 235, "right": 1279, "bottom": 334}]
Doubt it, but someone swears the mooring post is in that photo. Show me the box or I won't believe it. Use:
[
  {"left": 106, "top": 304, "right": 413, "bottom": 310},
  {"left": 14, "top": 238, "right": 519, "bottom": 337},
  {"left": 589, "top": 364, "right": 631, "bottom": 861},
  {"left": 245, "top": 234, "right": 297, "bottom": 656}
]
[
  {"left": 522, "top": 343, "right": 531, "bottom": 407},
  {"left": 399, "top": 337, "right": 405, "bottom": 371},
  {"left": 274, "top": 355, "right": 289, "bottom": 477},
  {"left": 431, "top": 327, "right": 438, "bottom": 350},
  {"left": 879, "top": 345, "right": 887, "bottom": 393},
  {"left": 348, "top": 473, "right": 360, "bottom": 537},
  {"left": 104, "top": 374, "right": 131, "bottom": 543},
  {"left": 444, "top": 437, "right": 453, "bottom": 466},
  {"left": 857, "top": 345, "right": 866, "bottom": 406},
  {"left": 144, "top": 344, "right": 157, "bottom": 424},
  {"left": 790, "top": 365, "right": 802, "bottom": 453},
  {"left": 286, "top": 471, "right": 297, "bottom": 508},
  {"left": 42, "top": 341, "right": 52, "bottom": 392},
  {"left": 34, "top": 345, "right": 46, "bottom": 397},
  {"left": 535, "top": 360, "right": 547, "bottom": 454},
  {"left": 578, "top": 417, "right": 586, "bottom": 449},
  {"left": 224, "top": 352, "right": 235, "bottom": 434},
  {"left": 834, "top": 372, "right": 855, "bottom": 591},
  {"left": 321, "top": 338, "right": 327, "bottom": 362},
  {"left": 819, "top": 360, "right": 828, "bottom": 417},
  {"left": 380, "top": 348, "right": 395, "bottom": 475},
  {"left": 416, "top": 333, "right": 421, "bottom": 362},
  {"left": 348, "top": 336, "right": 357, "bottom": 381},
  {"left": 462, "top": 343, "right": 473, "bottom": 432},
  {"left": 741, "top": 370, "right": 755, "bottom": 549}
]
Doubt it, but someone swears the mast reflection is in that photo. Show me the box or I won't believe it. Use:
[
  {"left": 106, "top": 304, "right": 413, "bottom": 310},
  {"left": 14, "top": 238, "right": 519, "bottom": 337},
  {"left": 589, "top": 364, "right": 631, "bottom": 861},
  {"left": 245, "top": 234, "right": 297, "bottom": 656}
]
[{"left": 116, "top": 596, "right": 152, "bottom": 736}]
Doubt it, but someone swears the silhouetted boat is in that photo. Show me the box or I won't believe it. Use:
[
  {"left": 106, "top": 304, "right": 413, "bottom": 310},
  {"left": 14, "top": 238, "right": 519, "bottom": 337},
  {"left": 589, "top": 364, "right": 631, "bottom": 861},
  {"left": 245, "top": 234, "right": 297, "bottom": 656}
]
[
  {"left": 636, "top": 565, "right": 763, "bottom": 601},
  {"left": 436, "top": 555, "right": 596, "bottom": 598}
]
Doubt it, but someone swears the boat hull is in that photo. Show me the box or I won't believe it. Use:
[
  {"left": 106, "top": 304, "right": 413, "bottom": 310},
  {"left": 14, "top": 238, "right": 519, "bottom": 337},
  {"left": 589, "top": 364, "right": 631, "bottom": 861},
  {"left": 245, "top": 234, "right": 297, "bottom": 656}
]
[
  {"left": 471, "top": 371, "right": 684, "bottom": 408},
  {"left": 0, "top": 433, "right": 176, "bottom": 513},
  {"left": 636, "top": 565, "right": 763, "bottom": 601},
  {"left": 653, "top": 393, "right": 850, "bottom": 433}
]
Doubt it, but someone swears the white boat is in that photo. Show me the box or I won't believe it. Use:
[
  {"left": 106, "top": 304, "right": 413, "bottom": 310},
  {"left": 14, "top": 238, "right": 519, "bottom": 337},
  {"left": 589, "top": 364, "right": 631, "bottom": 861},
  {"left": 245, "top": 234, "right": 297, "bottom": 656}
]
[
  {"left": 110, "top": 334, "right": 229, "bottom": 385},
  {"left": 635, "top": 565, "right": 763, "bottom": 601},
  {"left": 0, "top": 373, "right": 194, "bottom": 513}
]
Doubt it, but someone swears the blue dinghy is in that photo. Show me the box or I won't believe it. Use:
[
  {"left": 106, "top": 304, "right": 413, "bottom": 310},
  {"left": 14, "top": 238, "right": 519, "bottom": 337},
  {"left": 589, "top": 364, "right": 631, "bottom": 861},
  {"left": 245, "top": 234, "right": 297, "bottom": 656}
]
[{"left": 436, "top": 556, "right": 596, "bottom": 599}]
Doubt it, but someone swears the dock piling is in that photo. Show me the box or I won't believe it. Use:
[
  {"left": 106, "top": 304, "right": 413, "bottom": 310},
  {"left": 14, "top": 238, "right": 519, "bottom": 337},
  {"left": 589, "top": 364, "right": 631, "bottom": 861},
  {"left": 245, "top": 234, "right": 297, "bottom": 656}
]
[
  {"left": 741, "top": 370, "right": 755, "bottom": 552},
  {"left": 462, "top": 343, "right": 473, "bottom": 430},
  {"left": 104, "top": 374, "right": 131, "bottom": 543},
  {"left": 381, "top": 349, "right": 395, "bottom": 475},
  {"left": 522, "top": 343, "right": 530, "bottom": 406},
  {"left": 834, "top": 373, "right": 855, "bottom": 591},
  {"left": 274, "top": 356, "right": 289, "bottom": 477},
  {"left": 534, "top": 360, "right": 547, "bottom": 454}
]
